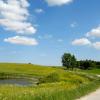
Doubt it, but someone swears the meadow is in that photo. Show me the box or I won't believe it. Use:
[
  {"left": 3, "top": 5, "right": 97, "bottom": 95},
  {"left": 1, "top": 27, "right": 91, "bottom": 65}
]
[{"left": 0, "top": 63, "right": 100, "bottom": 100}]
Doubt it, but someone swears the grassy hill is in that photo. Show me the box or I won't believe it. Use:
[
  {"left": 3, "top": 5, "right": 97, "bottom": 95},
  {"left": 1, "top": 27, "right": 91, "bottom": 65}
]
[
  {"left": 0, "top": 63, "right": 100, "bottom": 100},
  {"left": 0, "top": 63, "right": 58, "bottom": 76}
]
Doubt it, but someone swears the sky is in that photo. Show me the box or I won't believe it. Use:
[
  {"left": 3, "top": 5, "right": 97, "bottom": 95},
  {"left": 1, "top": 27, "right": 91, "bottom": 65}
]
[{"left": 0, "top": 0, "right": 100, "bottom": 66}]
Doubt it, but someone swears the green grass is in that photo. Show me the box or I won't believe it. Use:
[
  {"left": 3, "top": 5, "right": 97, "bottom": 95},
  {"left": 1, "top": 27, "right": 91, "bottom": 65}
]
[
  {"left": 83, "top": 69, "right": 100, "bottom": 74},
  {"left": 0, "top": 63, "right": 100, "bottom": 100},
  {"left": 33, "top": 80, "right": 100, "bottom": 100},
  {"left": 0, "top": 63, "right": 58, "bottom": 76}
]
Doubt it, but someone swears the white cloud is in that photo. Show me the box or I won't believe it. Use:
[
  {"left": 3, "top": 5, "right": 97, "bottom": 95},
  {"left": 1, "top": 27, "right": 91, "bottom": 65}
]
[
  {"left": 45, "top": 0, "right": 73, "bottom": 6},
  {"left": 93, "top": 42, "right": 100, "bottom": 50},
  {"left": 72, "top": 38, "right": 91, "bottom": 46},
  {"left": 4, "top": 36, "right": 38, "bottom": 46},
  {"left": 35, "top": 8, "right": 44, "bottom": 13},
  {"left": 0, "top": 0, "right": 36, "bottom": 34},
  {"left": 86, "top": 26, "right": 100, "bottom": 37},
  {"left": 72, "top": 25, "right": 100, "bottom": 50}
]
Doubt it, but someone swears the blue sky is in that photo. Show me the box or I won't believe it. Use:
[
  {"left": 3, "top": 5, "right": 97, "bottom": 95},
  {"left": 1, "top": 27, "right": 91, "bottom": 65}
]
[{"left": 0, "top": 0, "right": 100, "bottom": 65}]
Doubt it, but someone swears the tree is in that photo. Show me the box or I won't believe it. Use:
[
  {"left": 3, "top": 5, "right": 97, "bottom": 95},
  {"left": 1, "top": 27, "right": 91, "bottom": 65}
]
[
  {"left": 79, "top": 60, "right": 95, "bottom": 70},
  {"left": 71, "top": 55, "right": 77, "bottom": 70},
  {"left": 62, "top": 53, "right": 77, "bottom": 70}
]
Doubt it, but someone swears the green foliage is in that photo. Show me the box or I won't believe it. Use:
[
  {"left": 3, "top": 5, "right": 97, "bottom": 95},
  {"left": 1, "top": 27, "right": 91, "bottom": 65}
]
[
  {"left": 33, "top": 80, "right": 100, "bottom": 100},
  {"left": 0, "top": 80, "right": 99, "bottom": 100},
  {"left": 62, "top": 53, "right": 77, "bottom": 70},
  {"left": 39, "top": 72, "right": 60, "bottom": 84},
  {"left": 94, "top": 61, "right": 100, "bottom": 69},
  {"left": 61, "top": 52, "right": 100, "bottom": 70},
  {"left": 82, "top": 69, "right": 100, "bottom": 74},
  {"left": 0, "top": 63, "right": 99, "bottom": 100},
  {"left": 0, "top": 63, "right": 59, "bottom": 77},
  {"left": 79, "top": 60, "right": 96, "bottom": 70}
]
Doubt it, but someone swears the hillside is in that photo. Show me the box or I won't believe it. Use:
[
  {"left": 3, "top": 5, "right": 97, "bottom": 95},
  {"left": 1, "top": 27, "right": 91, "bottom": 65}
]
[{"left": 0, "top": 63, "right": 99, "bottom": 100}]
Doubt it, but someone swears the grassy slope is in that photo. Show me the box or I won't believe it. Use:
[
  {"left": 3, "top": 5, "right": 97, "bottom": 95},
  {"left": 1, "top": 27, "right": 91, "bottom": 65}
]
[
  {"left": 83, "top": 69, "right": 100, "bottom": 74},
  {"left": 0, "top": 63, "right": 57, "bottom": 76},
  {"left": 0, "top": 63, "right": 100, "bottom": 100}
]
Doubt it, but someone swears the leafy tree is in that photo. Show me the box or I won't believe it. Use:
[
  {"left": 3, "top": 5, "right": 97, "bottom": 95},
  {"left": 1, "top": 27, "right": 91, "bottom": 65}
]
[
  {"left": 95, "top": 61, "right": 100, "bottom": 68},
  {"left": 79, "top": 60, "right": 95, "bottom": 70},
  {"left": 71, "top": 55, "right": 77, "bottom": 70},
  {"left": 62, "top": 53, "right": 77, "bottom": 70}
]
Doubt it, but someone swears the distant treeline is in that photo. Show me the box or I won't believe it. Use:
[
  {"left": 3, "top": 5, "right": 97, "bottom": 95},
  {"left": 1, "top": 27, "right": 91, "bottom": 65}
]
[
  {"left": 77, "top": 60, "right": 100, "bottom": 70},
  {"left": 62, "top": 53, "right": 100, "bottom": 70}
]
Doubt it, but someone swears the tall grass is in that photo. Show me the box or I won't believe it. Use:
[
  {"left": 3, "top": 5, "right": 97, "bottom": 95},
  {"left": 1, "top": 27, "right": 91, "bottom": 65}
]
[
  {"left": 0, "top": 80, "right": 99, "bottom": 100},
  {"left": 31, "top": 81, "right": 100, "bottom": 100},
  {"left": 0, "top": 63, "right": 100, "bottom": 100}
]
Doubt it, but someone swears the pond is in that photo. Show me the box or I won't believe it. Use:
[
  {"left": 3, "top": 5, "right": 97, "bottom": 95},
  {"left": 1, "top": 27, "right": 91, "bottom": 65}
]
[{"left": 0, "top": 78, "right": 38, "bottom": 86}]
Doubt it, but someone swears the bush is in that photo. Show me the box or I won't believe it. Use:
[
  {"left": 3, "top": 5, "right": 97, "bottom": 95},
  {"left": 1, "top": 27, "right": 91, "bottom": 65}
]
[{"left": 39, "top": 72, "right": 60, "bottom": 84}]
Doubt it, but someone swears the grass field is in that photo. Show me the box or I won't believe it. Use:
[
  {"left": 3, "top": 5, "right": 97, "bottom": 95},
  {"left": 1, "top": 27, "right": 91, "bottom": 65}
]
[
  {"left": 83, "top": 69, "right": 100, "bottom": 74},
  {"left": 0, "top": 63, "right": 100, "bottom": 100}
]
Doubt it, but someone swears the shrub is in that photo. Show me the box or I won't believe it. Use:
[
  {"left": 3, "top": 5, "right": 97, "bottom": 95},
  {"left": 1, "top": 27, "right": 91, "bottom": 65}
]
[{"left": 39, "top": 72, "right": 60, "bottom": 84}]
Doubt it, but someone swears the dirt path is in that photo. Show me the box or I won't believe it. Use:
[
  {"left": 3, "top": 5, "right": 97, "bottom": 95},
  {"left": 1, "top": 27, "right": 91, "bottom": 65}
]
[{"left": 78, "top": 89, "right": 100, "bottom": 100}]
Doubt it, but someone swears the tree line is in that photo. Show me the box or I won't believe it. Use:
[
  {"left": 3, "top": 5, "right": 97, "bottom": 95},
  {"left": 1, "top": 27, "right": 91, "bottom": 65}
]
[{"left": 62, "top": 53, "right": 100, "bottom": 70}]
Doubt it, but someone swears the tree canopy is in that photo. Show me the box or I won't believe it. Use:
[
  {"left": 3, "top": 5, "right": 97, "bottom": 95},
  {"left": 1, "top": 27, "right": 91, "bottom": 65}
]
[{"left": 62, "top": 53, "right": 77, "bottom": 70}]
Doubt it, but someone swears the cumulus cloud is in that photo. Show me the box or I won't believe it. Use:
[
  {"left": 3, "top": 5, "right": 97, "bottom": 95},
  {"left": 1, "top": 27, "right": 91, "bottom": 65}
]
[
  {"left": 35, "top": 8, "right": 44, "bottom": 13},
  {"left": 72, "top": 38, "right": 91, "bottom": 46},
  {"left": 72, "top": 25, "right": 100, "bottom": 50},
  {"left": 0, "top": 0, "right": 36, "bottom": 34},
  {"left": 45, "top": 0, "right": 73, "bottom": 6},
  {"left": 86, "top": 26, "right": 100, "bottom": 37},
  {"left": 4, "top": 36, "right": 38, "bottom": 46},
  {"left": 72, "top": 37, "right": 100, "bottom": 50}
]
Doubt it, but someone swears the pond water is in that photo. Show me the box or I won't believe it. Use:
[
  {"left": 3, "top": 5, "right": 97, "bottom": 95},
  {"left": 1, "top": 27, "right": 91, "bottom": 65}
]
[{"left": 0, "top": 78, "right": 37, "bottom": 86}]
